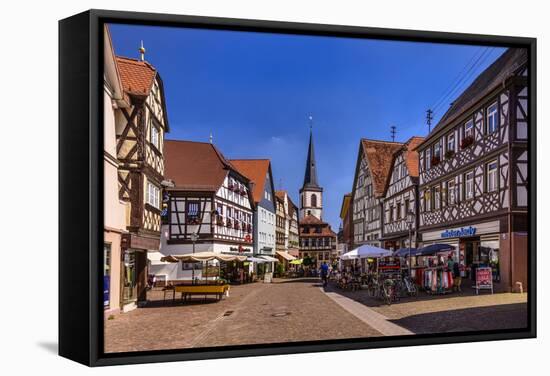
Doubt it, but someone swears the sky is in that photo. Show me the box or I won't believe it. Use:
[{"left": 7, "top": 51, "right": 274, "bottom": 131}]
[{"left": 109, "top": 23, "right": 506, "bottom": 230}]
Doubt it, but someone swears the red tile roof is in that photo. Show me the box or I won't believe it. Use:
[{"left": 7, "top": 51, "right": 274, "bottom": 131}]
[
  {"left": 229, "top": 159, "right": 271, "bottom": 204},
  {"left": 403, "top": 136, "right": 424, "bottom": 178},
  {"left": 360, "top": 139, "right": 403, "bottom": 197},
  {"left": 164, "top": 140, "right": 248, "bottom": 191},
  {"left": 115, "top": 56, "right": 157, "bottom": 96}
]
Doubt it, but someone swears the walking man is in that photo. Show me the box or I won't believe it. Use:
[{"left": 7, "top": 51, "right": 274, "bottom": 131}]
[{"left": 320, "top": 261, "right": 329, "bottom": 287}]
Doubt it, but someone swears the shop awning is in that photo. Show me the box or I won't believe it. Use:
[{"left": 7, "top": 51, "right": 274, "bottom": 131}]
[
  {"left": 260, "top": 255, "right": 279, "bottom": 262},
  {"left": 161, "top": 251, "right": 247, "bottom": 263},
  {"left": 247, "top": 256, "right": 270, "bottom": 263},
  {"left": 289, "top": 259, "right": 303, "bottom": 265},
  {"left": 276, "top": 251, "right": 297, "bottom": 261},
  {"left": 415, "top": 243, "right": 455, "bottom": 256},
  {"left": 393, "top": 248, "right": 417, "bottom": 257}
]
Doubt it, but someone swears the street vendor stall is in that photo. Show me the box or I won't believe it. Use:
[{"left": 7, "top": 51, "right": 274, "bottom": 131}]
[{"left": 407, "top": 244, "right": 456, "bottom": 294}]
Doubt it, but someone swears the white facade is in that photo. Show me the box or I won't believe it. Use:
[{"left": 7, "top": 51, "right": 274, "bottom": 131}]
[{"left": 257, "top": 206, "right": 276, "bottom": 254}]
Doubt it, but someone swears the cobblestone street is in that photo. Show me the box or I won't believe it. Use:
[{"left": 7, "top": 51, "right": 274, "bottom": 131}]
[
  {"left": 104, "top": 278, "right": 528, "bottom": 353},
  {"left": 104, "top": 278, "right": 381, "bottom": 353}
]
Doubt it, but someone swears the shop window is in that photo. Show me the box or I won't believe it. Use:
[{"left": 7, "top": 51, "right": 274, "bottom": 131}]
[
  {"left": 487, "top": 102, "right": 499, "bottom": 134},
  {"left": 487, "top": 160, "right": 498, "bottom": 192},
  {"left": 103, "top": 243, "right": 111, "bottom": 277},
  {"left": 465, "top": 171, "right": 475, "bottom": 199}
]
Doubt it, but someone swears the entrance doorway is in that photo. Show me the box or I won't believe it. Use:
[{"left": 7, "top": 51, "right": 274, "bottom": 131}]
[
  {"left": 122, "top": 250, "right": 137, "bottom": 307},
  {"left": 462, "top": 237, "right": 481, "bottom": 281}
]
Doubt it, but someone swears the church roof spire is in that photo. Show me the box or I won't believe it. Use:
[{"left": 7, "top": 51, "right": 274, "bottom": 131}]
[{"left": 302, "top": 116, "right": 321, "bottom": 190}]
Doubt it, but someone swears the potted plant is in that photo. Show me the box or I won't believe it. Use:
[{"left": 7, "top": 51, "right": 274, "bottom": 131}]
[
  {"left": 226, "top": 219, "right": 232, "bottom": 228},
  {"left": 431, "top": 155, "right": 441, "bottom": 166},
  {"left": 461, "top": 135, "right": 474, "bottom": 149},
  {"left": 445, "top": 149, "right": 455, "bottom": 159}
]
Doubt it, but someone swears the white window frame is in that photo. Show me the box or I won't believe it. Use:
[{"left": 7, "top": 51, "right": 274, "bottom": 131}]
[
  {"left": 465, "top": 171, "right": 474, "bottom": 200},
  {"left": 447, "top": 133, "right": 455, "bottom": 152},
  {"left": 434, "top": 186, "right": 441, "bottom": 210},
  {"left": 487, "top": 160, "right": 498, "bottom": 192},
  {"left": 150, "top": 124, "right": 160, "bottom": 149},
  {"left": 448, "top": 180, "right": 456, "bottom": 205},
  {"left": 146, "top": 181, "right": 160, "bottom": 209},
  {"left": 487, "top": 102, "right": 499, "bottom": 134},
  {"left": 425, "top": 148, "right": 431, "bottom": 169},
  {"left": 465, "top": 119, "right": 474, "bottom": 138}
]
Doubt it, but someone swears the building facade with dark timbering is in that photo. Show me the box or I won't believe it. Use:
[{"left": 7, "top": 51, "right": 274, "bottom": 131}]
[
  {"left": 416, "top": 48, "right": 529, "bottom": 292},
  {"left": 351, "top": 139, "right": 403, "bottom": 248},
  {"left": 380, "top": 136, "right": 424, "bottom": 251}
]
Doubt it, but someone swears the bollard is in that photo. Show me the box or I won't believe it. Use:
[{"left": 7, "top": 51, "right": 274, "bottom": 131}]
[{"left": 514, "top": 282, "right": 523, "bottom": 294}]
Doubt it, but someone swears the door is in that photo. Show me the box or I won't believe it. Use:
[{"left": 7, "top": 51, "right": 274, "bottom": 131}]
[{"left": 122, "top": 250, "right": 137, "bottom": 305}]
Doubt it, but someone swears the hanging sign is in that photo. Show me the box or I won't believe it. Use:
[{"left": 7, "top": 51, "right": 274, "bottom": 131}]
[{"left": 475, "top": 266, "right": 493, "bottom": 294}]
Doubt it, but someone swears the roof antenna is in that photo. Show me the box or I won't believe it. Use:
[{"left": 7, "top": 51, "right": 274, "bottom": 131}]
[
  {"left": 209, "top": 132, "right": 213, "bottom": 144},
  {"left": 390, "top": 125, "right": 397, "bottom": 142},
  {"left": 426, "top": 109, "right": 433, "bottom": 133},
  {"left": 139, "top": 40, "right": 146, "bottom": 61}
]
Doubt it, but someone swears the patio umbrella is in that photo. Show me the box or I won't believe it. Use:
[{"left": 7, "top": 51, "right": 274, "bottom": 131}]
[
  {"left": 356, "top": 244, "right": 393, "bottom": 258},
  {"left": 247, "top": 257, "right": 270, "bottom": 263},
  {"left": 393, "top": 247, "right": 417, "bottom": 257},
  {"left": 415, "top": 243, "right": 455, "bottom": 256},
  {"left": 340, "top": 248, "right": 359, "bottom": 260}
]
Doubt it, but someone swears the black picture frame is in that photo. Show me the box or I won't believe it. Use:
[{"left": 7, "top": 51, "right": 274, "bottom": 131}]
[{"left": 59, "top": 9, "right": 537, "bottom": 367}]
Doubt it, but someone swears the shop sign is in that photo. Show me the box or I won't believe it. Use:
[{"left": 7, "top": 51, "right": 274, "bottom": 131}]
[
  {"left": 441, "top": 226, "right": 477, "bottom": 239},
  {"left": 475, "top": 266, "right": 493, "bottom": 294}
]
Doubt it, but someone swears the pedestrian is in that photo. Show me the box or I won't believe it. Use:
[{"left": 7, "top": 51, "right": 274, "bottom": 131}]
[
  {"left": 320, "top": 261, "right": 329, "bottom": 287},
  {"left": 453, "top": 260, "right": 462, "bottom": 292}
]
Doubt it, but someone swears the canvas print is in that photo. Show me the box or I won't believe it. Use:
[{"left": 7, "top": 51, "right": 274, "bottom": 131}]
[{"left": 102, "top": 23, "right": 529, "bottom": 353}]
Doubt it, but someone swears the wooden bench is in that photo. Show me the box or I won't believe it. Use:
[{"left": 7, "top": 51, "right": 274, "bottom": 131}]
[{"left": 171, "top": 284, "right": 230, "bottom": 303}]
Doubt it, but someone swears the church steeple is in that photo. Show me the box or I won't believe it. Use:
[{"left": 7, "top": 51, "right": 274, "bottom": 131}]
[
  {"left": 302, "top": 117, "right": 320, "bottom": 190},
  {"left": 299, "top": 116, "right": 323, "bottom": 220}
]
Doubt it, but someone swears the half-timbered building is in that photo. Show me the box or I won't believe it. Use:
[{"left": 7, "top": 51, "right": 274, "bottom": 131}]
[
  {"left": 351, "top": 139, "right": 403, "bottom": 248},
  {"left": 287, "top": 196, "right": 300, "bottom": 257},
  {"left": 381, "top": 136, "right": 424, "bottom": 250},
  {"left": 275, "top": 191, "right": 288, "bottom": 253},
  {"left": 160, "top": 140, "right": 255, "bottom": 280},
  {"left": 114, "top": 51, "right": 169, "bottom": 309},
  {"left": 416, "top": 48, "right": 528, "bottom": 292},
  {"left": 103, "top": 26, "right": 130, "bottom": 313},
  {"left": 230, "top": 159, "right": 277, "bottom": 269},
  {"left": 339, "top": 193, "right": 353, "bottom": 252}
]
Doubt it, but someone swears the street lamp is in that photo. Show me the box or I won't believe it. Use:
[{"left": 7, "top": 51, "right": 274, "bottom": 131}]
[
  {"left": 190, "top": 231, "right": 198, "bottom": 284},
  {"left": 406, "top": 210, "right": 415, "bottom": 276}
]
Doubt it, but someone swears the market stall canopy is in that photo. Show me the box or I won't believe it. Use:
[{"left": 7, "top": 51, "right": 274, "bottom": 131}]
[
  {"left": 276, "top": 251, "right": 297, "bottom": 261},
  {"left": 415, "top": 243, "right": 455, "bottom": 257},
  {"left": 260, "top": 255, "right": 279, "bottom": 262},
  {"left": 342, "top": 245, "right": 393, "bottom": 260},
  {"left": 393, "top": 248, "right": 417, "bottom": 257},
  {"left": 148, "top": 251, "right": 171, "bottom": 265},
  {"left": 160, "top": 252, "right": 247, "bottom": 263},
  {"left": 289, "top": 259, "right": 303, "bottom": 265},
  {"left": 247, "top": 256, "right": 270, "bottom": 263}
]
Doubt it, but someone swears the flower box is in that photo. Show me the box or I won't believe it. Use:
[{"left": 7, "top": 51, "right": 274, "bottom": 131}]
[
  {"left": 461, "top": 135, "right": 474, "bottom": 149},
  {"left": 431, "top": 155, "right": 441, "bottom": 166},
  {"left": 445, "top": 150, "right": 455, "bottom": 159}
]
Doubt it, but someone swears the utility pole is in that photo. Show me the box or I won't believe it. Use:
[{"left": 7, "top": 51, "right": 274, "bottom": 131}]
[
  {"left": 390, "top": 125, "right": 397, "bottom": 142},
  {"left": 426, "top": 109, "right": 433, "bottom": 133}
]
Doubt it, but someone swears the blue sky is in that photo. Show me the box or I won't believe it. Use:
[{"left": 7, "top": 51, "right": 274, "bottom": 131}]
[{"left": 110, "top": 23, "right": 505, "bottom": 230}]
